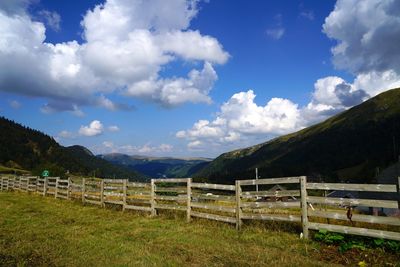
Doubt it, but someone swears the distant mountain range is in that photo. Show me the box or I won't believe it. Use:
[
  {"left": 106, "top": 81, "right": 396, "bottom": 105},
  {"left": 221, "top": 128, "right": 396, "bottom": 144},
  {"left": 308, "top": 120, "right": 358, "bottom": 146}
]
[
  {"left": 193, "top": 88, "right": 400, "bottom": 184},
  {"left": 0, "top": 117, "right": 145, "bottom": 180},
  {"left": 99, "top": 153, "right": 211, "bottom": 178}
]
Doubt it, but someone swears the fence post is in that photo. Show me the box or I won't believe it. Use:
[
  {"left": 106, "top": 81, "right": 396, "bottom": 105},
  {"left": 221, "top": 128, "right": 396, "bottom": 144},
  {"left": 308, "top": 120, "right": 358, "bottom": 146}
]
[
  {"left": 67, "top": 177, "right": 71, "bottom": 200},
  {"left": 397, "top": 177, "right": 400, "bottom": 210},
  {"left": 187, "top": 178, "right": 192, "bottom": 223},
  {"left": 150, "top": 179, "right": 156, "bottom": 217},
  {"left": 43, "top": 177, "right": 47, "bottom": 196},
  {"left": 235, "top": 180, "right": 242, "bottom": 231},
  {"left": 122, "top": 179, "right": 127, "bottom": 212},
  {"left": 55, "top": 177, "right": 59, "bottom": 199},
  {"left": 300, "top": 176, "right": 309, "bottom": 239},
  {"left": 82, "top": 178, "right": 86, "bottom": 204},
  {"left": 100, "top": 179, "right": 105, "bottom": 207}
]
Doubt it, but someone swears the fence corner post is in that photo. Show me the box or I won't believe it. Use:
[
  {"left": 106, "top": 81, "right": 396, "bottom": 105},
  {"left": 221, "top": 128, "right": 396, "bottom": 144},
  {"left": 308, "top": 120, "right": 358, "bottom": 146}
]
[
  {"left": 122, "top": 179, "right": 127, "bottom": 212},
  {"left": 235, "top": 180, "right": 242, "bottom": 231},
  {"left": 82, "top": 178, "right": 86, "bottom": 204},
  {"left": 150, "top": 179, "right": 156, "bottom": 217},
  {"left": 300, "top": 176, "right": 309, "bottom": 239},
  {"left": 187, "top": 178, "right": 192, "bottom": 223}
]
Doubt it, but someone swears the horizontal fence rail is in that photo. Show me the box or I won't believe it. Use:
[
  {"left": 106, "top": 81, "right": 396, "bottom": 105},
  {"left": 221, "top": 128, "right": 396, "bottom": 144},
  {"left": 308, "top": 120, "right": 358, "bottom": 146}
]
[{"left": 1, "top": 175, "right": 399, "bottom": 241}]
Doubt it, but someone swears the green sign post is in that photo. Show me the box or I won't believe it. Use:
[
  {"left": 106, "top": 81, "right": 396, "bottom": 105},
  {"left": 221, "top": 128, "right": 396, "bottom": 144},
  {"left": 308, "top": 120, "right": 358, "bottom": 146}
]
[{"left": 42, "top": 170, "right": 50, "bottom": 177}]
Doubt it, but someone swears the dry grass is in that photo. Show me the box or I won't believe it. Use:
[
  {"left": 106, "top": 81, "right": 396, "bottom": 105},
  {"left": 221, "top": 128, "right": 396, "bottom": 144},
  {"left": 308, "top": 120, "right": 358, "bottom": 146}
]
[{"left": 0, "top": 191, "right": 397, "bottom": 267}]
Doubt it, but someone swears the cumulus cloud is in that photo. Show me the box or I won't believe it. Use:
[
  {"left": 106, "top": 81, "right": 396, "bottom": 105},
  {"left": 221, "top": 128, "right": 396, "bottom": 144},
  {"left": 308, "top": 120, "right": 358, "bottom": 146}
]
[
  {"left": 177, "top": 90, "right": 302, "bottom": 149},
  {"left": 79, "top": 120, "right": 104, "bottom": 136},
  {"left": 0, "top": 0, "right": 229, "bottom": 112},
  {"left": 323, "top": 0, "right": 400, "bottom": 74}
]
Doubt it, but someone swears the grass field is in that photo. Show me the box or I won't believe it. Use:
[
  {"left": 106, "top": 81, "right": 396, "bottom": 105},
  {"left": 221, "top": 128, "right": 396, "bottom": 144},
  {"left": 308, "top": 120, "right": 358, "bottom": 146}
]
[{"left": 0, "top": 192, "right": 398, "bottom": 267}]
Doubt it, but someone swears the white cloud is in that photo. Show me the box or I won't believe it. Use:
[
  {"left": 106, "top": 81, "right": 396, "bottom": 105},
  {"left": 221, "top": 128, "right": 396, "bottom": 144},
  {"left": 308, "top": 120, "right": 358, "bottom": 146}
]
[
  {"left": 300, "top": 10, "right": 314, "bottom": 20},
  {"left": 125, "top": 62, "right": 217, "bottom": 106},
  {"left": 9, "top": 100, "right": 21, "bottom": 109},
  {"left": 177, "top": 90, "right": 302, "bottom": 149},
  {"left": 323, "top": 0, "right": 400, "bottom": 75},
  {"left": 266, "top": 14, "right": 285, "bottom": 40},
  {"left": 0, "top": 0, "right": 229, "bottom": 112},
  {"left": 38, "top": 10, "right": 61, "bottom": 32},
  {"left": 108, "top": 125, "right": 120, "bottom": 132},
  {"left": 79, "top": 120, "right": 104, "bottom": 136},
  {"left": 266, "top": 27, "right": 285, "bottom": 40}
]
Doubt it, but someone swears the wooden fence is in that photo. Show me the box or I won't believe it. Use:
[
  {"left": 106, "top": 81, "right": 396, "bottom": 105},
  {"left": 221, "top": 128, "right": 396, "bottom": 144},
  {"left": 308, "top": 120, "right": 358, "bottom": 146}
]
[{"left": 1, "top": 175, "right": 399, "bottom": 241}]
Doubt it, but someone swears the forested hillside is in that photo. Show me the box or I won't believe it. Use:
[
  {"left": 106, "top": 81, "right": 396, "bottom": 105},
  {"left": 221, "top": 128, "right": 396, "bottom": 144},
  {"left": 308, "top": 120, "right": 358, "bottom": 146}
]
[{"left": 0, "top": 117, "right": 145, "bottom": 180}]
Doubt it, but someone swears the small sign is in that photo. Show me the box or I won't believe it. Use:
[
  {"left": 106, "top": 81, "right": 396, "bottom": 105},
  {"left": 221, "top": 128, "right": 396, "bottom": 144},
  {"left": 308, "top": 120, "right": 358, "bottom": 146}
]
[{"left": 42, "top": 170, "right": 50, "bottom": 177}]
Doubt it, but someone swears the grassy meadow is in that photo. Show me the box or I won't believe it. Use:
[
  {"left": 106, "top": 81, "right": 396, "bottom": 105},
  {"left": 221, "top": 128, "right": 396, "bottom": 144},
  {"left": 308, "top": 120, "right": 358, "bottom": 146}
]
[{"left": 0, "top": 192, "right": 399, "bottom": 267}]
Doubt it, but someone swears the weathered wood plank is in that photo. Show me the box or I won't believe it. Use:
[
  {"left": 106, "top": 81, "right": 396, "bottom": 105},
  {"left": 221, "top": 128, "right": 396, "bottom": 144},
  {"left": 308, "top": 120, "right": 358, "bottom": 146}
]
[
  {"left": 300, "top": 176, "right": 309, "bottom": 239},
  {"left": 127, "top": 182, "right": 149, "bottom": 188},
  {"left": 103, "top": 179, "right": 126, "bottom": 183},
  {"left": 191, "top": 193, "right": 235, "bottom": 202},
  {"left": 307, "top": 196, "right": 398, "bottom": 209},
  {"left": 154, "top": 203, "right": 186, "bottom": 211},
  {"left": 191, "top": 182, "right": 236, "bottom": 191},
  {"left": 187, "top": 178, "right": 192, "bottom": 223},
  {"left": 241, "top": 213, "right": 301, "bottom": 222},
  {"left": 238, "top": 177, "right": 301, "bottom": 186},
  {"left": 191, "top": 211, "right": 236, "bottom": 224},
  {"left": 153, "top": 178, "right": 189, "bottom": 183},
  {"left": 306, "top": 183, "right": 397, "bottom": 192},
  {"left": 240, "top": 201, "right": 300, "bottom": 209},
  {"left": 308, "top": 210, "right": 400, "bottom": 226},
  {"left": 190, "top": 202, "right": 236, "bottom": 213},
  {"left": 150, "top": 179, "right": 156, "bottom": 217},
  {"left": 154, "top": 187, "right": 187, "bottom": 193},
  {"left": 236, "top": 180, "right": 242, "bottom": 230},
  {"left": 127, "top": 198, "right": 151, "bottom": 204},
  {"left": 308, "top": 222, "right": 400, "bottom": 241},
  {"left": 154, "top": 195, "right": 186, "bottom": 201},
  {"left": 241, "top": 190, "right": 300, "bottom": 198}
]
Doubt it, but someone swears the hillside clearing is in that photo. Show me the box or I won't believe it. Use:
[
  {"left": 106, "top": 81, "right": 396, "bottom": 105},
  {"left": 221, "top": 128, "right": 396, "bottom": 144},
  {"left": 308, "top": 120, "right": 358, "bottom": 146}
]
[{"left": 0, "top": 192, "right": 398, "bottom": 266}]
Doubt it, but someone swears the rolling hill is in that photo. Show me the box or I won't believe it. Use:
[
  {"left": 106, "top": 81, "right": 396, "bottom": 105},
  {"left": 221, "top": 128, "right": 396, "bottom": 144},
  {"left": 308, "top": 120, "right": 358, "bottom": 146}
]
[
  {"left": 99, "top": 153, "right": 211, "bottom": 178},
  {"left": 0, "top": 117, "right": 145, "bottom": 180},
  {"left": 194, "top": 88, "right": 400, "bottom": 184}
]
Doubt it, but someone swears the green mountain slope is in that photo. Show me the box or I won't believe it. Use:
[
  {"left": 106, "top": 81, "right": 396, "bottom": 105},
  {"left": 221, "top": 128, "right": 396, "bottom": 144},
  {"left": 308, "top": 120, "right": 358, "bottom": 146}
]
[
  {"left": 0, "top": 117, "right": 145, "bottom": 180},
  {"left": 99, "top": 153, "right": 211, "bottom": 178},
  {"left": 194, "top": 88, "right": 400, "bottom": 184}
]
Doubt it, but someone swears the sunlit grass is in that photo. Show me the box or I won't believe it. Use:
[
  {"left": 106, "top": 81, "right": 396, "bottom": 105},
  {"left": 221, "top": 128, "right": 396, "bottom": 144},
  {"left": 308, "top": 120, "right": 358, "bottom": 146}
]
[{"left": 0, "top": 191, "right": 341, "bottom": 267}]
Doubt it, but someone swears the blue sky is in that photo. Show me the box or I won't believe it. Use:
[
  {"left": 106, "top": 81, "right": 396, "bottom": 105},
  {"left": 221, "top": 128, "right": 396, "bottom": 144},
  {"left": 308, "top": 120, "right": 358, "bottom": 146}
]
[{"left": 1, "top": 0, "right": 400, "bottom": 157}]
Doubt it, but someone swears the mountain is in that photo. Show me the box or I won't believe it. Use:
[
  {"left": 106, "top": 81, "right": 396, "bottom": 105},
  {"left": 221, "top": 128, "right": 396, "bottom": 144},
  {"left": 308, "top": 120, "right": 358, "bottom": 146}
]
[
  {"left": 194, "top": 88, "right": 400, "bottom": 184},
  {"left": 0, "top": 117, "right": 145, "bottom": 180},
  {"left": 99, "top": 153, "right": 211, "bottom": 178}
]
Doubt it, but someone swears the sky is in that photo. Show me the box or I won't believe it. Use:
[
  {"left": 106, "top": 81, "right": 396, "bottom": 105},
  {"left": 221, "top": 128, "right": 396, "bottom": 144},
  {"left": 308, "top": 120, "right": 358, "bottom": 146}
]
[{"left": 1, "top": 0, "right": 400, "bottom": 158}]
